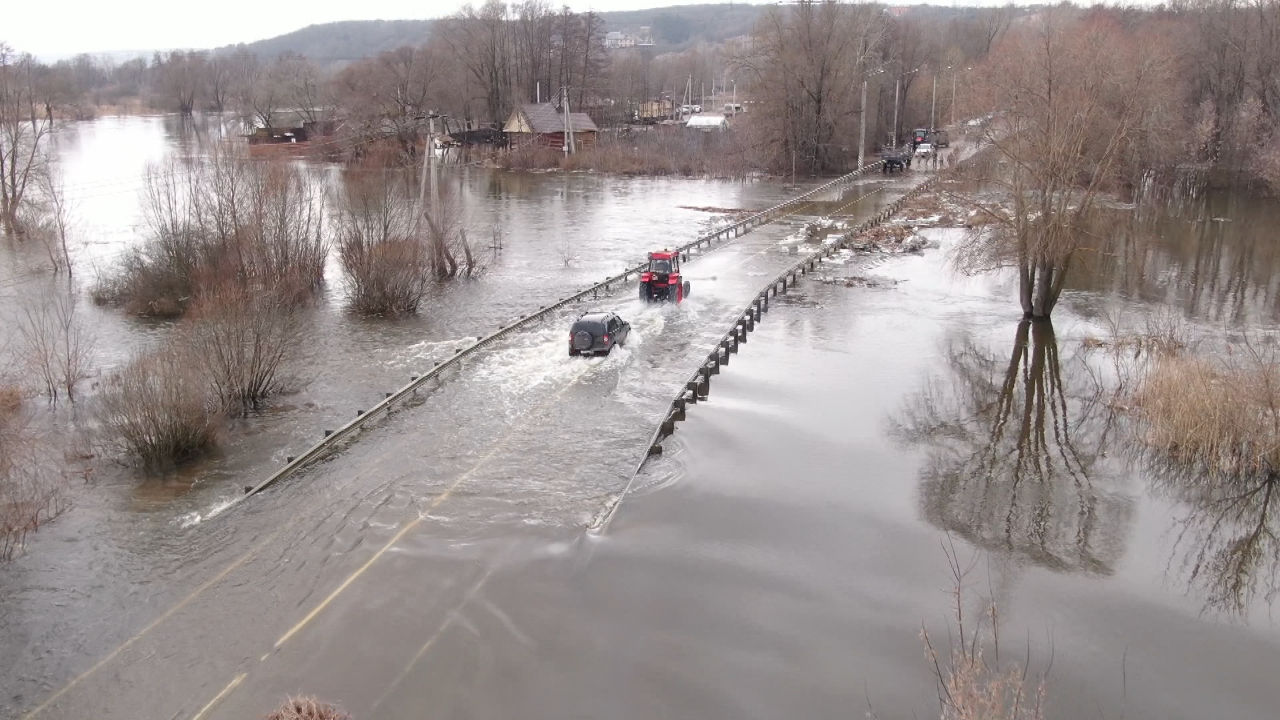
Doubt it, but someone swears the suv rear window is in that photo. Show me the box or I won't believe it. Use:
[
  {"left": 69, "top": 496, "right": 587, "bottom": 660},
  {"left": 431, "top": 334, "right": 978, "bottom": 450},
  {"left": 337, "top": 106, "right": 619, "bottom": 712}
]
[{"left": 571, "top": 319, "right": 606, "bottom": 334}]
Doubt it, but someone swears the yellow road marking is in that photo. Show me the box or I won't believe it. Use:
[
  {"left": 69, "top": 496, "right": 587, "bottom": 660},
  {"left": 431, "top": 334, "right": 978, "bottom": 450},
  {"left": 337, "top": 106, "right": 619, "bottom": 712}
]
[
  {"left": 190, "top": 673, "right": 245, "bottom": 720},
  {"left": 368, "top": 568, "right": 496, "bottom": 714},
  {"left": 273, "top": 366, "right": 588, "bottom": 650},
  {"left": 19, "top": 538, "right": 284, "bottom": 720},
  {"left": 183, "top": 364, "right": 595, "bottom": 718}
]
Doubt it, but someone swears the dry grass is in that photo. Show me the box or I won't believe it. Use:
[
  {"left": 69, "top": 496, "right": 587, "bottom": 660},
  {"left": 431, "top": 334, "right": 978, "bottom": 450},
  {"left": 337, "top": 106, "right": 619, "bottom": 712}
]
[
  {"left": 497, "top": 130, "right": 755, "bottom": 178},
  {"left": 0, "top": 385, "right": 20, "bottom": 418},
  {"left": 263, "top": 696, "right": 351, "bottom": 720},
  {"left": 921, "top": 542, "right": 1048, "bottom": 720},
  {"left": 1133, "top": 340, "right": 1280, "bottom": 478}
]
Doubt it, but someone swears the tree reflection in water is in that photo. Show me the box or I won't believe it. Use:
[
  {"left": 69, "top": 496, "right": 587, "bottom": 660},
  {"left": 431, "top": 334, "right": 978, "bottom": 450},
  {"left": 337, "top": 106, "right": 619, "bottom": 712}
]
[
  {"left": 893, "top": 320, "right": 1132, "bottom": 575},
  {"left": 1150, "top": 461, "right": 1280, "bottom": 616}
]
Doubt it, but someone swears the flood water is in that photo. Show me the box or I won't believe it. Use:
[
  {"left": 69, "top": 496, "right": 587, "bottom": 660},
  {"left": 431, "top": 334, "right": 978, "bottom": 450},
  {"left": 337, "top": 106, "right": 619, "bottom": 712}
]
[{"left": 2, "top": 117, "right": 1279, "bottom": 719}]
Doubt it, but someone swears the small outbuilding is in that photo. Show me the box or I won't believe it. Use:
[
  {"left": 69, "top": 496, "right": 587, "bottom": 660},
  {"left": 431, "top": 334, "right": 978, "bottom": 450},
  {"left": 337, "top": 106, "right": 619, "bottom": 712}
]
[
  {"left": 503, "top": 103, "right": 599, "bottom": 148},
  {"left": 686, "top": 114, "right": 729, "bottom": 132}
]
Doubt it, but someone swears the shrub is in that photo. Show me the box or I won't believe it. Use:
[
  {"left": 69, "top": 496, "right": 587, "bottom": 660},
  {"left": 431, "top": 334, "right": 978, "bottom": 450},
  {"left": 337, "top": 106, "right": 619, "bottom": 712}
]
[
  {"left": 264, "top": 696, "right": 351, "bottom": 720},
  {"left": 96, "top": 346, "right": 219, "bottom": 467},
  {"left": 184, "top": 286, "right": 304, "bottom": 414},
  {"left": 333, "top": 170, "right": 433, "bottom": 316},
  {"left": 17, "top": 291, "right": 96, "bottom": 403},
  {"left": 0, "top": 391, "right": 67, "bottom": 561},
  {"left": 97, "top": 150, "right": 328, "bottom": 317}
]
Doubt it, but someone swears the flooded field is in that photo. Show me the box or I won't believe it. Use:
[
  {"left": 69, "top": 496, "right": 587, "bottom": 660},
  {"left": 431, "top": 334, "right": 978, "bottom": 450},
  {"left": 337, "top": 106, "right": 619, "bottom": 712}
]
[{"left": 2, "top": 115, "right": 1278, "bottom": 720}]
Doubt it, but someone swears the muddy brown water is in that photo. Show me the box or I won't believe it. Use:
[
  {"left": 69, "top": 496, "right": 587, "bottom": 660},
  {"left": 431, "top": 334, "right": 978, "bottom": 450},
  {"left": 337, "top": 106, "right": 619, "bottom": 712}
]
[{"left": 2, "top": 117, "right": 1278, "bottom": 719}]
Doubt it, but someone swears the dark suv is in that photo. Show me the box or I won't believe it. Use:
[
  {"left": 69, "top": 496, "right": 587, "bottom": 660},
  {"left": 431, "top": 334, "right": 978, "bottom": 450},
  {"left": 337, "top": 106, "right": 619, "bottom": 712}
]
[{"left": 569, "top": 312, "right": 630, "bottom": 356}]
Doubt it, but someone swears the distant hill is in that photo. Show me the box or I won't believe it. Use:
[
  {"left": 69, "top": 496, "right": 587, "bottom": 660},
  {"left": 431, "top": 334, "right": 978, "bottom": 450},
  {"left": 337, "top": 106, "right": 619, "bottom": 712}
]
[
  {"left": 601, "top": 4, "right": 769, "bottom": 47},
  {"left": 214, "top": 4, "right": 772, "bottom": 66},
  {"left": 215, "top": 19, "right": 435, "bottom": 66}
]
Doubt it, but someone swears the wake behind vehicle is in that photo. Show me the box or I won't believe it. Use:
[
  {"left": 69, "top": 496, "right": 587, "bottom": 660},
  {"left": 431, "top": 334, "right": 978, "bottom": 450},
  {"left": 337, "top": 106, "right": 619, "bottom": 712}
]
[
  {"left": 569, "top": 311, "right": 630, "bottom": 356},
  {"left": 639, "top": 250, "right": 690, "bottom": 303}
]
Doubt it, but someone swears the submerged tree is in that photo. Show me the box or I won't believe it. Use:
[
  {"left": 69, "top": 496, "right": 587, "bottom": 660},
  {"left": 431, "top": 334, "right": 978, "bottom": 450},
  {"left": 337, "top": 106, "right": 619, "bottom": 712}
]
[
  {"left": 334, "top": 169, "right": 433, "bottom": 315},
  {"left": 956, "top": 8, "right": 1182, "bottom": 317},
  {"left": 893, "top": 320, "right": 1132, "bottom": 574},
  {"left": 0, "top": 43, "right": 56, "bottom": 235}
]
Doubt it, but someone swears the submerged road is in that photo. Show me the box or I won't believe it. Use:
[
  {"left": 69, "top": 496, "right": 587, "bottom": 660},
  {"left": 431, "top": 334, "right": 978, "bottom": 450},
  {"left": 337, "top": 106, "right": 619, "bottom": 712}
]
[{"left": 11, "top": 171, "right": 933, "bottom": 720}]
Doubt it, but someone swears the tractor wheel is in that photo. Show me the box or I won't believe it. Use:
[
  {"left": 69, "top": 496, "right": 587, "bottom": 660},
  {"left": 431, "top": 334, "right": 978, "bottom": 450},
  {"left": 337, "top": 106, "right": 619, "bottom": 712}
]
[
  {"left": 682, "top": 281, "right": 691, "bottom": 299},
  {"left": 639, "top": 284, "right": 648, "bottom": 301}
]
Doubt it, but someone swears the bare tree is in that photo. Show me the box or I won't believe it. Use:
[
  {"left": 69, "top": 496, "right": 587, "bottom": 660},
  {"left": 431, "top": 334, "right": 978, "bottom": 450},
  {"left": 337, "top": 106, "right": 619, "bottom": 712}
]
[
  {"left": 97, "top": 345, "right": 218, "bottom": 467},
  {"left": 334, "top": 169, "right": 433, "bottom": 315},
  {"left": 0, "top": 43, "right": 56, "bottom": 235},
  {"left": 955, "top": 8, "right": 1182, "bottom": 317},
  {"left": 184, "top": 286, "right": 304, "bottom": 414},
  {"left": 26, "top": 168, "right": 74, "bottom": 274},
  {"left": 275, "top": 52, "right": 327, "bottom": 125},
  {"left": 17, "top": 290, "right": 96, "bottom": 404},
  {"left": 333, "top": 45, "right": 440, "bottom": 156},
  {"left": 97, "top": 148, "right": 328, "bottom": 315},
  {"left": 437, "top": 1, "right": 515, "bottom": 123},
  {"left": 154, "top": 50, "right": 206, "bottom": 115},
  {"left": 734, "top": 1, "right": 887, "bottom": 174}
]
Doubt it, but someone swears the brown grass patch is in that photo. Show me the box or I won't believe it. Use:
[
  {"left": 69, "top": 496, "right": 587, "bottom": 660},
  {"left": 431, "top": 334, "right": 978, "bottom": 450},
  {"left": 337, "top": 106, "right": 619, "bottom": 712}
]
[
  {"left": 0, "top": 386, "right": 20, "bottom": 419},
  {"left": 1134, "top": 342, "right": 1280, "bottom": 477},
  {"left": 263, "top": 696, "right": 351, "bottom": 720},
  {"left": 496, "top": 130, "right": 755, "bottom": 178}
]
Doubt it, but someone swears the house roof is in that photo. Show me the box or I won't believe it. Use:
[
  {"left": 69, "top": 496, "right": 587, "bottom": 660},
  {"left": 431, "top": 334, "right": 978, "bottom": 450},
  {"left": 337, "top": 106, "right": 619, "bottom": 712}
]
[
  {"left": 686, "top": 114, "right": 728, "bottom": 129},
  {"left": 512, "top": 103, "right": 599, "bottom": 134}
]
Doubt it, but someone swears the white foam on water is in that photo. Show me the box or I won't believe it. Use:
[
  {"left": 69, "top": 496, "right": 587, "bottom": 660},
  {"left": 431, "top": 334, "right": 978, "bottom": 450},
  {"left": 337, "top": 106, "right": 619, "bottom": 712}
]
[{"left": 175, "top": 497, "right": 237, "bottom": 529}]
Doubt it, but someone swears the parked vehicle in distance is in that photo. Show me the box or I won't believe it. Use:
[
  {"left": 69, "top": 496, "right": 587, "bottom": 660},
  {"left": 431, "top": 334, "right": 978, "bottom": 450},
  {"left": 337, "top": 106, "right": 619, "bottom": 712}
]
[
  {"left": 723, "top": 103, "right": 744, "bottom": 115},
  {"left": 639, "top": 250, "right": 691, "bottom": 302},
  {"left": 692, "top": 104, "right": 702, "bottom": 113},
  {"left": 931, "top": 129, "right": 950, "bottom": 148},
  {"left": 569, "top": 312, "right": 631, "bottom": 357},
  {"left": 914, "top": 142, "right": 934, "bottom": 156},
  {"left": 882, "top": 146, "right": 911, "bottom": 172}
]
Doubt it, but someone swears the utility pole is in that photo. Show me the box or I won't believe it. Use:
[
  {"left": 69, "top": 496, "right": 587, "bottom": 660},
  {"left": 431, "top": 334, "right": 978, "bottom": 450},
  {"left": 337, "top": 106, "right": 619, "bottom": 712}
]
[
  {"left": 857, "top": 77, "right": 867, "bottom": 170},
  {"left": 951, "top": 71, "right": 957, "bottom": 127},
  {"left": 931, "top": 72, "right": 937, "bottom": 130},
  {"left": 893, "top": 75, "right": 900, "bottom": 147},
  {"left": 428, "top": 114, "right": 440, "bottom": 221},
  {"left": 562, "top": 86, "right": 576, "bottom": 155}
]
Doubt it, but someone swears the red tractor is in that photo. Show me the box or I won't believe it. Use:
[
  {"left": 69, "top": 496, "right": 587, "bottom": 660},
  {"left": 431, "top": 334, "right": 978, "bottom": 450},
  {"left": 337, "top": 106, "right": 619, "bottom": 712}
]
[{"left": 639, "top": 250, "right": 691, "bottom": 302}]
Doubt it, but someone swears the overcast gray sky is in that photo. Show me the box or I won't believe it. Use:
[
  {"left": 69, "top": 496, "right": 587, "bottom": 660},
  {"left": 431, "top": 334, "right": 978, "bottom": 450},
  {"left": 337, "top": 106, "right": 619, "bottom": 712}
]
[
  {"left": 13, "top": 0, "right": 1032, "bottom": 59},
  {"left": 10, "top": 0, "right": 768, "bottom": 58}
]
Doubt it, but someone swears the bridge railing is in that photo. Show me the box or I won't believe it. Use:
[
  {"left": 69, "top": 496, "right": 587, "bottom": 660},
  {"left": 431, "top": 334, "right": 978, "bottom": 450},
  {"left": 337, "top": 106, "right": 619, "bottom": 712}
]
[
  {"left": 238, "top": 161, "right": 886, "bottom": 502},
  {"left": 605, "top": 169, "right": 958, "bottom": 529}
]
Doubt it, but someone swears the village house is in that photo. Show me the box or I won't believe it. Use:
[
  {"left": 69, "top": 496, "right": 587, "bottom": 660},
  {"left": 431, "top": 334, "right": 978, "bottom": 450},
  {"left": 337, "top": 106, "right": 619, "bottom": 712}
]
[{"left": 502, "top": 103, "right": 599, "bottom": 148}]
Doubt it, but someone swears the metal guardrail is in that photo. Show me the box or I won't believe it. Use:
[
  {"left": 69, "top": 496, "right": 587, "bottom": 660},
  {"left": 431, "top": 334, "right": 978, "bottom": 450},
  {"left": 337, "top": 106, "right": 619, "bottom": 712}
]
[
  {"left": 625, "top": 171, "right": 951, "bottom": 478},
  {"left": 621, "top": 140, "right": 995, "bottom": 482},
  {"left": 237, "top": 161, "right": 886, "bottom": 502}
]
